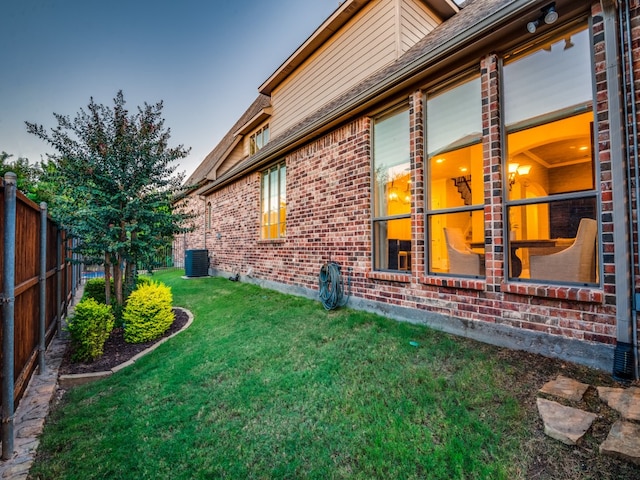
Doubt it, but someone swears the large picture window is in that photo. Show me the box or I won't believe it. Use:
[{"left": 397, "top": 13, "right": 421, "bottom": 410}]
[
  {"left": 503, "top": 26, "right": 598, "bottom": 285},
  {"left": 426, "top": 75, "right": 484, "bottom": 277},
  {"left": 261, "top": 162, "right": 286, "bottom": 239},
  {"left": 372, "top": 107, "right": 411, "bottom": 271}
]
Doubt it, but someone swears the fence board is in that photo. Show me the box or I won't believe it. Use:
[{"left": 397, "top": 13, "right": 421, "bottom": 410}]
[{"left": 1, "top": 180, "right": 77, "bottom": 414}]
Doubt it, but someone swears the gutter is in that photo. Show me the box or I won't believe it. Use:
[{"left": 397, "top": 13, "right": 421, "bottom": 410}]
[{"left": 199, "top": 0, "right": 545, "bottom": 196}]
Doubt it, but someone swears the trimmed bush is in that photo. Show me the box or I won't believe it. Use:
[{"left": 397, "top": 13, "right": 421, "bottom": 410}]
[
  {"left": 123, "top": 281, "right": 174, "bottom": 344},
  {"left": 82, "top": 277, "right": 115, "bottom": 305},
  {"left": 66, "top": 298, "right": 115, "bottom": 362},
  {"left": 135, "top": 276, "right": 153, "bottom": 290}
]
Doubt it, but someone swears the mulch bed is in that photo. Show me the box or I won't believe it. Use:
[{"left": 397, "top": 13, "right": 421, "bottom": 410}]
[{"left": 58, "top": 308, "right": 189, "bottom": 375}]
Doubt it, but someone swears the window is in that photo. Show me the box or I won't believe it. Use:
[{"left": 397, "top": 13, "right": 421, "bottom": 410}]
[
  {"left": 426, "top": 75, "right": 484, "bottom": 277},
  {"left": 372, "top": 107, "right": 411, "bottom": 271},
  {"left": 503, "top": 26, "right": 598, "bottom": 285},
  {"left": 250, "top": 124, "right": 270, "bottom": 155},
  {"left": 261, "top": 162, "right": 286, "bottom": 239}
]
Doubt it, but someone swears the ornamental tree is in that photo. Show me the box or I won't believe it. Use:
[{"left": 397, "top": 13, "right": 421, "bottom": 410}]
[{"left": 26, "top": 90, "right": 192, "bottom": 306}]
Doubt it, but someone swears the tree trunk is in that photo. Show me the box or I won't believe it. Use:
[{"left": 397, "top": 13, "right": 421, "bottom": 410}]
[
  {"left": 104, "top": 252, "right": 112, "bottom": 305},
  {"left": 113, "top": 252, "right": 124, "bottom": 306}
]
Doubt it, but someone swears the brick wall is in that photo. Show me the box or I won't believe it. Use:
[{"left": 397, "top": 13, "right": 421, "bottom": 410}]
[{"left": 178, "top": 2, "right": 637, "bottom": 354}]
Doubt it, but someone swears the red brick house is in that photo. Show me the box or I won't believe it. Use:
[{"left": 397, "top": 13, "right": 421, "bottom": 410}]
[{"left": 176, "top": 0, "right": 640, "bottom": 379}]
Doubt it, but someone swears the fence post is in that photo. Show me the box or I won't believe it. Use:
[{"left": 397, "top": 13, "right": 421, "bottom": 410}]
[
  {"left": 56, "top": 228, "right": 63, "bottom": 337},
  {"left": 2, "top": 172, "right": 17, "bottom": 460},
  {"left": 71, "top": 236, "right": 77, "bottom": 298},
  {"left": 38, "top": 202, "right": 47, "bottom": 374}
]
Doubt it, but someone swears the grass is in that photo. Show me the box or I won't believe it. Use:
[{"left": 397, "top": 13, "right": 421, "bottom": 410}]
[{"left": 30, "top": 269, "right": 639, "bottom": 479}]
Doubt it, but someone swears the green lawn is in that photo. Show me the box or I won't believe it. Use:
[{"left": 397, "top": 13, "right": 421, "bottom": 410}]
[{"left": 31, "top": 269, "right": 638, "bottom": 479}]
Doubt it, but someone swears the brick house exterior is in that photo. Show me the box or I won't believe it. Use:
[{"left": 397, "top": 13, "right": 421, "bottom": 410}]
[{"left": 177, "top": 0, "right": 640, "bottom": 377}]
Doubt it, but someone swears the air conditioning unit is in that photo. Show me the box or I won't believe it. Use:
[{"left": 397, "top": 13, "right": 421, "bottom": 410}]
[{"left": 184, "top": 249, "right": 209, "bottom": 277}]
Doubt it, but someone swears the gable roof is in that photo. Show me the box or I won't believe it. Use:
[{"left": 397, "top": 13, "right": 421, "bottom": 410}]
[
  {"left": 198, "top": 0, "right": 590, "bottom": 196},
  {"left": 259, "top": 0, "right": 460, "bottom": 95},
  {"left": 184, "top": 94, "right": 271, "bottom": 188}
]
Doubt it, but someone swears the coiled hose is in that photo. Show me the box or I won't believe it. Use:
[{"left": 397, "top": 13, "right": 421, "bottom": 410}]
[{"left": 318, "top": 261, "right": 350, "bottom": 310}]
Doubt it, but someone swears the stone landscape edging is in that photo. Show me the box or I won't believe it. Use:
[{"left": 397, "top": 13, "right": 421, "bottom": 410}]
[{"left": 58, "top": 306, "right": 194, "bottom": 388}]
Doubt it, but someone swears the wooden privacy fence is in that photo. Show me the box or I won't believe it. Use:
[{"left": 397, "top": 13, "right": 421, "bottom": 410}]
[{"left": 1, "top": 172, "right": 80, "bottom": 459}]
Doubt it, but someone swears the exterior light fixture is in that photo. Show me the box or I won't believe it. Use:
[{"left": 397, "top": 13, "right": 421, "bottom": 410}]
[
  {"left": 527, "top": 19, "right": 539, "bottom": 34},
  {"left": 544, "top": 4, "right": 558, "bottom": 24},
  {"left": 527, "top": 3, "right": 558, "bottom": 34}
]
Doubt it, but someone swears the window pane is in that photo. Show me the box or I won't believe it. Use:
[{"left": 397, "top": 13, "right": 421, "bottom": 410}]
[
  {"left": 427, "top": 76, "right": 482, "bottom": 156},
  {"left": 504, "top": 28, "right": 591, "bottom": 127},
  {"left": 429, "top": 143, "right": 483, "bottom": 209},
  {"left": 507, "top": 112, "right": 594, "bottom": 200},
  {"left": 257, "top": 130, "right": 264, "bottom": 150},
  {"left": 507, "top": 198, "right": 597, "bottom": 283},
  {"left": 269, "top": 168, "right": 278, "bottom": 236},
  {"left": 279, "top": 165, "right": 286, "bottom": 237},
  {"left": 263, "top": 125, "right": 270, "bottom": 145},
  {"left": 261, "top": 172, "right": 269, "bottom": 238},
  {"left": 427, "top": 77, "right": 483, "bottom": 212},
  {"left": 428, "top": 210, "right": 484, "bottom": 276},
  {"left": 373, "top": 109, "right": 410, "bottom": 217},
  {"left": 373, "top": 218, "right": 411, "bottom": 271}
]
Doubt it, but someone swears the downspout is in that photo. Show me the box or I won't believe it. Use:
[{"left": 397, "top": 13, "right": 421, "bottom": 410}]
[
  {"left": 601, "top": 0, "right": 635, "bottom": 380},
  {"left": 620, "top": 0, "right": 640, "bottom": 379},
  {"left": 2, "top": 172, "right": 17, "bottom": 460}
]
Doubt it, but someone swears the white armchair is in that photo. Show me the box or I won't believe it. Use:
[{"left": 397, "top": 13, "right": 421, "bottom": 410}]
[
  {"left": 444, "top": 227, "right": 484, "bottom": 276},
  {"left": 529, "top": 218, "right": 597, "bottom": 283}
]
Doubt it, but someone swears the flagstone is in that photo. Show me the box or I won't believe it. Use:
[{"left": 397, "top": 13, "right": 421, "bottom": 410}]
[
  {"left": 539, "top": 375, "right": 590, "bottom": 402},
  {"left": 536, "top": 398, "right": 597, "bottom": 445},
  {"left": 597, "top": 386, "right": 640, "bottom": 421},
  {"left": 600, "top": 420, "right": 640, "bottom": 465}
]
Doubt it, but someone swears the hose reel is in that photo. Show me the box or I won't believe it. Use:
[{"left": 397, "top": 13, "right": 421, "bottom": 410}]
[{"left": 318, "top": 261, "right": 350, "bottom": 310}]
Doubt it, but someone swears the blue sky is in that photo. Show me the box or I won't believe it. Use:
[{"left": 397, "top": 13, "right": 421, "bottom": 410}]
[{"left": 1, "top": 0, "right": 338, "bottom": 178}]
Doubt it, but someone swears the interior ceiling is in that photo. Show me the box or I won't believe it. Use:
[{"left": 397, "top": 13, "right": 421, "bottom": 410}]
[{"left": 528, "top": 137, "right": 591, "bottom": 166}]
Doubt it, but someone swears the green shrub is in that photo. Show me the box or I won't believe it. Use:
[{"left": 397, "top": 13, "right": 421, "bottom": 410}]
[
  {"left": 135, "top": 275, "right": 153, "bottom": 290},
  {"left": 82, "top": 277, "right": 115, "bottom": 305},
  {"left": 66, "top": 298, "right": 115, "bottom": 362},
  {"left": 123, "top": 281, "right": 174, "bottom": 344}
]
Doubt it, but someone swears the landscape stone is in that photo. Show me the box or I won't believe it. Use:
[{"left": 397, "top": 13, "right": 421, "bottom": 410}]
[
  {"left": 597, "top": 386, "right": 640, "bottom": 421},
  {"left": 536, "top": 397, "right": 597, "bottom": 445},
  {"left": 539, "top": 375, "right": 590, "bottom": 402},
  {"left": 600, "top": 420, "right": 640, "bottom": 465}
]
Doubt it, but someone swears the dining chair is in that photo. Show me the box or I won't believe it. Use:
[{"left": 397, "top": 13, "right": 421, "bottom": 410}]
[
  {"left": 444, "top": 227, "right": 484, "bottom": 276},
  {"left": 529, "top": 218, "right": 597, "bottom": 283}
]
